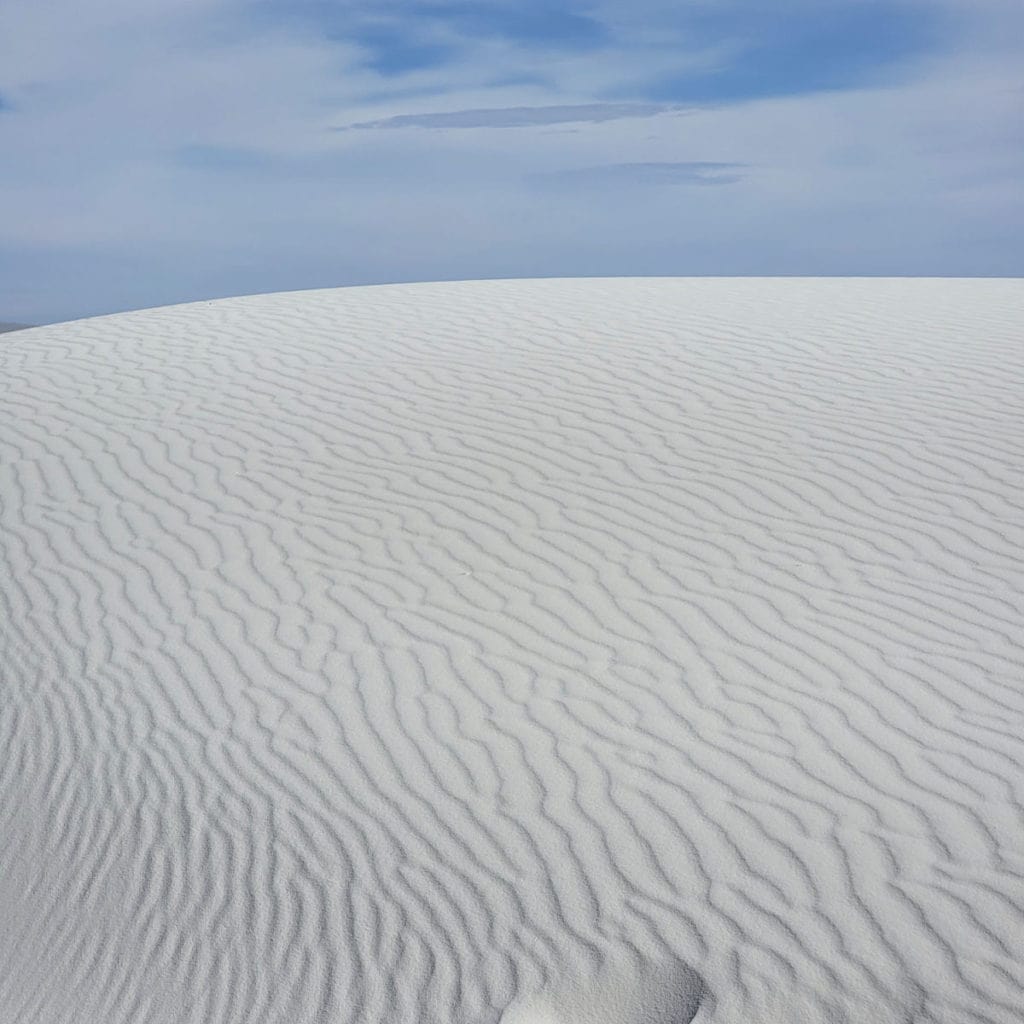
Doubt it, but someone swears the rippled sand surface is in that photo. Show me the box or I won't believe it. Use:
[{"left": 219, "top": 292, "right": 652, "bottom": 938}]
[{"left": 2, "top": 278, "right": 1023, "bottom": 1023}]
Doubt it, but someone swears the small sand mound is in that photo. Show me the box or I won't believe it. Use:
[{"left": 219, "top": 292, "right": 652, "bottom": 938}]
[{"left": 502, "top": 954, "right": 706, "bottom": 1024}]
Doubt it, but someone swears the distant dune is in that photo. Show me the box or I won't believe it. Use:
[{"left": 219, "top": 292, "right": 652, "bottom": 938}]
[
  {"left": 0, "top": 322, "right": 30, "bottom": 333},
  {"left": 1, "top": 278, "right": 1023, "bottom": 1024}
]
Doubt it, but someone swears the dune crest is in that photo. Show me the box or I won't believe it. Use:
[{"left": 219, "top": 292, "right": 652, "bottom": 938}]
[{"left": 1, "top": 278, "right": 1023, "bottom": 1023}]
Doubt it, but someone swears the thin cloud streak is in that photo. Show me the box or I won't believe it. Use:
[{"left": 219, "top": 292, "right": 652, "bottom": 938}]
[
  {"left": 529, "top": 162, "right": 746, "bottom": 188},
  {"left": 337, "top": 102, "right": 691, "bottom": 130}
]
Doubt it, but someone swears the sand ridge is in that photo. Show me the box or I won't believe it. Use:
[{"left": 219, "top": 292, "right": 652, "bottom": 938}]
[{"left": 1, "top": 278, "right": 1023, "bottom": 1023}]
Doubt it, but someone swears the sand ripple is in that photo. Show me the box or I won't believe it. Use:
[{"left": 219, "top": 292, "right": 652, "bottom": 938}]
[{"left": 1, "top": 278, "right": 1023, "bottom": 1023}]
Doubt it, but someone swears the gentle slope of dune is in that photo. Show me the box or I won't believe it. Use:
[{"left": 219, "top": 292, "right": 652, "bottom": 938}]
[{"left": 1, "top": 278, "right": 1022, "bottom": 1023}]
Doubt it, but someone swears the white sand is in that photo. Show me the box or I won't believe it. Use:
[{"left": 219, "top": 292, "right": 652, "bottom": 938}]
[{"left": 1, "top": 278, "right": 1023, "bottom": 1024}]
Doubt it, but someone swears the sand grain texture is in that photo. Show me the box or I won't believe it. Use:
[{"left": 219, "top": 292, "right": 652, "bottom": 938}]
[{"left": 1, "top": 278, "right": 1023, "bottom": 1023}]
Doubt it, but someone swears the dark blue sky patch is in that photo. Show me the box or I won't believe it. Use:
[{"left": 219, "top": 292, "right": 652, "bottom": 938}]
[
  {"left": 620, "top": 3, "right": 946, "bottom": 103},
  {"left": 346, "top": 22, "right": 457, "bottom": 75},
  {"left": 415, "top": 2, "right": 608, "bottom": 50},
  {"left": 257, "top": 0, "right": 607, "bottom": 77},
  {"left": 255, "top": 1, "right": 942, "bottom": 92}
]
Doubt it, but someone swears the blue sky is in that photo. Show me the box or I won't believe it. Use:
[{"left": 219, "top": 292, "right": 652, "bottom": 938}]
[{"left": 1, "top": 0, "right": 1021, "bottom": 323}]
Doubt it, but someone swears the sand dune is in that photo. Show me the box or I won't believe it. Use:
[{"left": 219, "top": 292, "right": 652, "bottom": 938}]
[
  {"left": 1, "top": 278, "right": 1023, "bottom": 1024},
  {"left": 0, "top": 322, "right": 30, "bottom": 334}
]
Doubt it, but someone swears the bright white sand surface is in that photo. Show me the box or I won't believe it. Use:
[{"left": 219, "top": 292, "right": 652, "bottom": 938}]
[{"left": 1, "top": 278, "right": 1023, "bottom": 1024}]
